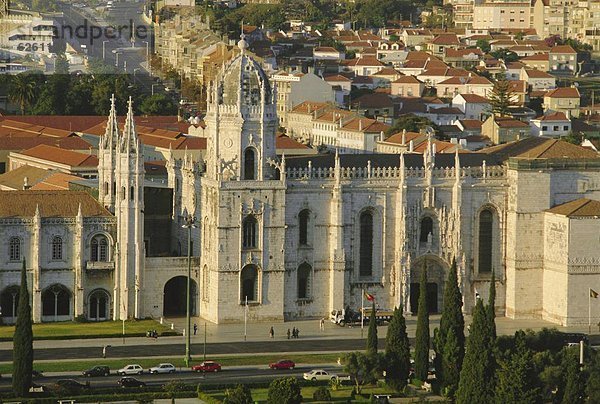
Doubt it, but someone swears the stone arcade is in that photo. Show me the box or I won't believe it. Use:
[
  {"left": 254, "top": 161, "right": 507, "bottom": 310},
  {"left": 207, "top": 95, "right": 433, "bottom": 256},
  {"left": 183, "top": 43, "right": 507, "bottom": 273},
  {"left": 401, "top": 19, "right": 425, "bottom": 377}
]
[{"left": 1, "top": 41, "right": 600, "bottom": 326}]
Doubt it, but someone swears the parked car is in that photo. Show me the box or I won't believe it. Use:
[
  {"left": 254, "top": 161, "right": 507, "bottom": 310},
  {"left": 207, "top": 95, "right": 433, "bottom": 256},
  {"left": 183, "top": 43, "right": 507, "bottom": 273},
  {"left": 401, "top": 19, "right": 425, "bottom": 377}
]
[
  {"left": 192, "top": 361, "right": 221, "bottom": 373},
  {"left": 117, "top": 377, "right": 146, "bottom": 388},
  {"left": 117, "top": 364, "right": 144, "bottom": 375},
  {"left": 303, "top": 369, "right": 350, "bottom": 381},
  {"left": 83, "top": 365, "right": 110, "bottom": 377},
  {"left": 149, "top": 363, "right": 176, "bottom": 374},
  {"left": 269, "top": 359, "right": 295, "bottom": 370},
  {"left": 32, "top": 370, "right": 43, "bottom": 378}
]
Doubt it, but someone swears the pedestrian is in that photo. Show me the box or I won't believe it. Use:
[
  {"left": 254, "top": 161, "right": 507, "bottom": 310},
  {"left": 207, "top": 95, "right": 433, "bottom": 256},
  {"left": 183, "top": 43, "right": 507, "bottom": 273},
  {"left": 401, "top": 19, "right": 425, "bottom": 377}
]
[
  {"left": 269, "top": 326, "right": 274, "bottom": 338},
  {"left": 296, "top": 328, "right": 300, "bottom": 338},
  {"left": 287, "top": 328, "right": 291, "bottom": 339},
  {"left": 193, "top": 323, "right": 198, "bottom": 335},
  {"left": 102, "top": 345, "right": 106, "bottom": 359},
  {"left": 292, "top": 327, "right": 297, "bottom": 338},
  {"left": 320, "top": 318, "right": 325, "bottom": 331}
]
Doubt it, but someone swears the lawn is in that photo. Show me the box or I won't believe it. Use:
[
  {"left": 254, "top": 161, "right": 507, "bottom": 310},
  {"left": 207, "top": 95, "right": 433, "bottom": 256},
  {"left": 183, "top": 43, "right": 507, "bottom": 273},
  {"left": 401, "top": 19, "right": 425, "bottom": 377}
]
[
  {"left": 0, "top": 319, "right": 169, "bottom": 340},
  {"left": 0, "top": 353, "right": 342, "bottom": 374},
  {"left": 207, "top": 384, "right": 398, "bottom": 403}
]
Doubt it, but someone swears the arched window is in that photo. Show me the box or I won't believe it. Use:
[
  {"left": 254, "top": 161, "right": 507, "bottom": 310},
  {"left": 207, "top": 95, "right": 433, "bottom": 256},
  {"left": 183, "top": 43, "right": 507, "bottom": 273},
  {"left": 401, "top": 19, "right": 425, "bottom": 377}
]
[
  {"left": 104, "top": 182, "right": 108, "bottom": 195},
  {"left": 130, "top": 186, "right": 134, "bottom": 200},
  {"left": 242, "top": 216, "right": 258, "bottom": 249},
  {"left": 0, "top": 286, "right": 19, "bottom": 320},
  {"left": 202, "top": 265, "right": 210, "bottom": 302},
  {"left": 478, "top": 209, "right": 494, "bottom": 273},
  {"left": 420, "top": 217, "right": 433, "bottom": 243},
  {"left": 51, "top": 236, "right": 63, "bottom": 260},
  {"left": 9, "top": 237, "right": 20, "bottom": 261},
  {"left": 359, "top": 211, "right": 374, "bottom": 277},
  {"left": 91, "top": 235, "right": 109, "bottom": 262},
  {"left": 88, "top": 289, "right": 110, "bottom": 321},
  {"left": 244, "top": 148, "right": 256, "bottom": 180},
  {"left": 42, "top": 284, "right": 71, "bottom": 319},
  {"left": 297, "top": 263, "right": 311, "bottom": 299},
  {"left": 298, "top": 209, "right": 310, "bottom": 246},
  {"left": 241, "top": 265, "right": 258, "bottom": 302}
]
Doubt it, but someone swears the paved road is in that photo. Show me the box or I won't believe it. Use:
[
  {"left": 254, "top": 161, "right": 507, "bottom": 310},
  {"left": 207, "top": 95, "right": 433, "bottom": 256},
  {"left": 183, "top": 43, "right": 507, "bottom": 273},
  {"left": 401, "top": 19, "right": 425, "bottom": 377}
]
[
  {"left": 0, "top": 338, "right": 382, "bottom": 362},
  {"left": 0, "top": 364, "right": 342, "bottom": 393}
]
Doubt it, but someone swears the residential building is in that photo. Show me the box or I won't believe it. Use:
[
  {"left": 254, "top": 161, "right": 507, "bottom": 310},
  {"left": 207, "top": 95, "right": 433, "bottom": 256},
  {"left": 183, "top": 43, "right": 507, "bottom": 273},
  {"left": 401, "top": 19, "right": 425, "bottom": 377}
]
[
  {"left": 391, "top": 75, "right": 425, "bottom": 97},
  {"left": 530, "top": 111, "right": 572, "bottom": 137},
  {"left": 472, "top": 2, "right": 531, "bottom": 30},
  {"left": 452, "top": 93, "right": 491, "bottom": 120},
  {"left": 436, "top": 74, "right": 494, "bottom": 98},
  {"left": 520, "top": 69, "right": 556, "bottom": 91},
  {"left": 482, "top": 115, "right": 530, "bottom": 144},
  {"left": 549, "top": 45, "right": 578, "bottom": 74},
  {"left": 543, "top": 87, "right": 581, "bottom": 118}
]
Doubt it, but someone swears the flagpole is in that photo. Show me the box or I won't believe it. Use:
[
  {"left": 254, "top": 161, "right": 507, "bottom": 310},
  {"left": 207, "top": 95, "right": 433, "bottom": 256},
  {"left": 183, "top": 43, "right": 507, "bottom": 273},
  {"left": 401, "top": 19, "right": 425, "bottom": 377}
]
[
  {"left": 361, "top": 289, "right": 364, "bottom": 338},
  {"left": 589, "top": 288, "right": 592, "bottom": 335}
]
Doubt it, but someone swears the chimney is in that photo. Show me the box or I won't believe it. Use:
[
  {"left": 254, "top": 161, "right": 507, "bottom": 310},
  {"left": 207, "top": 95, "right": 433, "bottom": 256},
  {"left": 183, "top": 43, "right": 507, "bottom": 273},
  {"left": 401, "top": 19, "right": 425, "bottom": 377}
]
[
  {"left": 23, "top": 176, "right": 30, "bottom": 190},
  {"left": 409, "top": 140, "right": 414, "bottom": 152},
  {"left": 402, "top": 129, "right": 406, "bottom": 145}
]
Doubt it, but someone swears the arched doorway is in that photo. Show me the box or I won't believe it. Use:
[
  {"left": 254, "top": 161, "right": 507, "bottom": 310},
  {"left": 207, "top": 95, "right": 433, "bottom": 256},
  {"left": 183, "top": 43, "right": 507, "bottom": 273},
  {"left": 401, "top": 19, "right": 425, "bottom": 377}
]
[
  {"left": 163, "top": 276, "right": 198, "bottom": 317},
  {"left": 410, "top": 256, "right": 447, "bottom": 314},
  {"left": 88, "top": 289, "right": 110, "bottom": 321},
  {"left": 41, "top": 284, "right": 72, "bottom": 322},
  {"left": 0, "top": 285, "right": 20, "bottom": 324}
]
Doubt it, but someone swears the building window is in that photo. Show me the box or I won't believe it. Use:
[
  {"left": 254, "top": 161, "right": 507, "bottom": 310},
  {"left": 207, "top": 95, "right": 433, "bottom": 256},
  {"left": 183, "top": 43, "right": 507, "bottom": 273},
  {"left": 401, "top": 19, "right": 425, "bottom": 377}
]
[
  {"left": 242, "top": 216, "right": 258, "bottom": 249},
  {"left": 88, "top": 289, "right": 109, "bottom": 321},
  {"left": 297, "top": 263, "right": 311, "bottom": 299},
  {"left": 244, "top": 148, "right": 256, "bottom": 180},
  {"left": 241, "top": 264, "right": 258, "bottom": 302},
  {"left": 478, "top": 209, "right": 494, "bottom": 273},
  {"left": 298, "top": 209, "right": 310, "bottom": 246},
  {"left": 202, "top": 265, "right": 210, "bottom": 302},
  {"left": 51, "top": 236, "right": 63, "bottom": 260},
  {"left": 130, "top": 186, "right": 134, "bottom": 200},
  {"left": 420, "top": 217, "right": 433, "bottom": 243},
  {"left": 359, "top": 211, "right": 374, "bottom": 277},
  {"left": 90, "top": 235, "right": 109, "bottom": 262},
  {"left": 542, "top": 125, "right": 548, "bottom": 131},
  {"left": 42, "top": 284, "right": 71, "bottom": 318},
  {"left": 9, "top": 237, "right": 21, "bottom": 261},
  {"left": 563, "top": 126, "right": 569, "bottom": 130}
]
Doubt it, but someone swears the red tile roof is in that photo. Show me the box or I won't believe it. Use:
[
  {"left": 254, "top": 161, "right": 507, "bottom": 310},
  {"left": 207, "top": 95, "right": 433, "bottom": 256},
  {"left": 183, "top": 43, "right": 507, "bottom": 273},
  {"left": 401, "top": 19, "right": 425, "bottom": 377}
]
[
  {"left": 19, "top": 144, "right": 99, "bottom": 167},
  {"left": 545, "top": 87, "right": 580, "bottom": 98},
  {"left": 0, "top": 136, "right": 91, "bottom": 151},
  {"left": 546, "top": 198, "right": 600, "bottom": 217},
  {"left": 550, "top": 45, "right": 576, "bottom": 54}
]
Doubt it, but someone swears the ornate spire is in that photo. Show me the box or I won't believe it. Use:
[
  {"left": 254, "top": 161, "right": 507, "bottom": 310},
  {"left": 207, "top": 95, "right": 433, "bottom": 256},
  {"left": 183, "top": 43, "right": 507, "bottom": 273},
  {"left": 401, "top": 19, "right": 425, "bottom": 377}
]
[
  {"left": 103, "top": 94, "right": 119, "bottom": 149},
  {"left": 122, "top": 96, "right": 138, "bottom": 153},
  {"left": 238, "top": 20, "right": 248, "bottom": 53}
]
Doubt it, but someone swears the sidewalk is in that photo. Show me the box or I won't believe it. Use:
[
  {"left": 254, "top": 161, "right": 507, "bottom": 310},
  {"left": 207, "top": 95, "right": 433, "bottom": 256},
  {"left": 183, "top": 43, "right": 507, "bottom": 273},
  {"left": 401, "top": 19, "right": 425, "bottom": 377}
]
[{"left": 0, "top": 315, "right": 593, "bottom": 351}]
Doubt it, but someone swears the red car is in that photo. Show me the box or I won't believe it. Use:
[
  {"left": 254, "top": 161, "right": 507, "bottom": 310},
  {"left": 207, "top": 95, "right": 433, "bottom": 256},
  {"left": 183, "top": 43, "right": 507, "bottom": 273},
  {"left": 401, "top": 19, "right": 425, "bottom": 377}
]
[
  {"left": 191, "top": 361, "right": 222, "bottom": 373},
  {"left": 269, "top": 359, "right": 295, "bottom": 370}
]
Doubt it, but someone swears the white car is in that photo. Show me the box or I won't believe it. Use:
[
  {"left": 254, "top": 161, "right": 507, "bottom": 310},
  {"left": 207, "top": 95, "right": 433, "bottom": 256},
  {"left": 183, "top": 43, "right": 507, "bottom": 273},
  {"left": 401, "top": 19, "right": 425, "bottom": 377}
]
[
  {"left": 303, "top": 369, "right": 349, "bottom": 381},
  {"left": 117, "top": 364, "right": 143, "bottom": 375},
  {"left": 149, "top": 363, "right": 176, "bottom": 374}
]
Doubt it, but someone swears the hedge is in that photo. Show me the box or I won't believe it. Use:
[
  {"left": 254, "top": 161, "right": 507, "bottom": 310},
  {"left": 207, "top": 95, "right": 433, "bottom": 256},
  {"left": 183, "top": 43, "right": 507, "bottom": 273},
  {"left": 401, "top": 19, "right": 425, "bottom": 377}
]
[{"left": 0, "top": 330, "right": 179, "bottom": 342}]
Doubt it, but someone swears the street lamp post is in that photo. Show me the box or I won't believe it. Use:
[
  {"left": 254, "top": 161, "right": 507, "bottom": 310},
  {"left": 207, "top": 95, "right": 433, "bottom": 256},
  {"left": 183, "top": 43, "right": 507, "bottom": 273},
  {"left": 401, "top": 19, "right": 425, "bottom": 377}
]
[
  {"left": 143, "top": 40, "right": 151, "bottom": 76},
  {"left": 102, "top": 40, "right": 109, "bottom": 60},
  {"left": 182, "top": 215, "right": 197, "bottom": 367}
]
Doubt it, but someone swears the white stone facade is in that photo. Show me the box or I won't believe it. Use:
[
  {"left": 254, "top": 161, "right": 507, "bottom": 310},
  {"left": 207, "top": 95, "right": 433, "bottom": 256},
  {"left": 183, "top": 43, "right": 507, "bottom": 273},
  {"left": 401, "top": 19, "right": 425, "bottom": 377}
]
[{"left": 2, "top": 51, "right": 600, "bottom": 327}]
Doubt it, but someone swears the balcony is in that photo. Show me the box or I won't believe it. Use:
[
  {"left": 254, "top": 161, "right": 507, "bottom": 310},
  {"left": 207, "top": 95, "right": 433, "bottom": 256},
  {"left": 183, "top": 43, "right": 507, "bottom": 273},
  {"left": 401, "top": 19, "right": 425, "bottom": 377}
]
[{"left": 86, "top": 261, "right": 115, "bottom": 271}]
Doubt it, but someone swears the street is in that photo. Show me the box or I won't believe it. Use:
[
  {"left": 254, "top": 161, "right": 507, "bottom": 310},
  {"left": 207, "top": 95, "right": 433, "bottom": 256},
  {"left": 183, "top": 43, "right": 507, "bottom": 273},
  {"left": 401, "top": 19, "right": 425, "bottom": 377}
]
[{"left": 0, "top": 364, "right": 343, "bottom": 393}]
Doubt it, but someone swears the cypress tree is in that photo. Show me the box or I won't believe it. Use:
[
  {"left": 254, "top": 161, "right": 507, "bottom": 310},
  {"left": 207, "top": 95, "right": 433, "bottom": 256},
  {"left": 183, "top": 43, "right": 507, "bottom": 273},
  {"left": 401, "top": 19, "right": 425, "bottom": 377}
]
[
  {"left": 562, "top": 349, "right": 586, "bottom": 404},
  {"left": 434, "top": 257, "right": 465, "bottom": 398},
  {"left": 456, "top": 299, "right": 495, "bottom": 404},
  {"left": 366, "top": 302, "right": 378, "bottom": 356},
  {"left": 12, "top": 259, "right": 33, "bottom": 397},
  {"left": 488, "top": 271, "right": 497, "bottom": 340},
  {"left": 414, "top": 266, "right": 430, "bottom": 381},
  {"left": 384, "top": 305, "right": 410, "bottom": 391},
  {"left": 489, "top": 78, "right": 516, "bottom": 117}
]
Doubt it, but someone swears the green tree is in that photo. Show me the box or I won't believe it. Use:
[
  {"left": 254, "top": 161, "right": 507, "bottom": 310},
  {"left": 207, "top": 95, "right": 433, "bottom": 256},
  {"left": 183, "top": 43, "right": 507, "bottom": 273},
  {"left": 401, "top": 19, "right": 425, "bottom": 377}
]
[
  {"left": 384, "top": 305, "right": 410, "bottom": 391},
  {"left": 456, "top": 299, "right": 495, "bottom": 404},
  {"left": 366, "top": 302, "right": 378, "bottom": 356},
  {"left": 562, "top": 349, "right": 586, "bottom": 404},
  {"left": 267, "top": 377, "right": 302, "bottom": 404},
  {"left": 225, "top": 384, "right": 253, "bottom": 404},
  {"left": 495, "top": 330, "right": 541, "bottom": 404},
  {"left": 489, "top": 78, "right": 516, "bottom": 117},
  {"left": 12, "top": 259, "right": 33, "bottom": 397},
  {"left": 385, "top": 114, "right": 440, "bottom": 136},
  {"left": 343, "top": 352, "right": 380, "bottom": 394},
  {"left": 488, "top": 271, "right": 497, "bottom": 340},
  {"left": 140, "top": 93, "right": 178, "bottom": 116},
  {"left": 434, "top": 258, "right": 465, "bottom": 398},
  {"left": 9, "top": 73, "right": 36, "bottom": 114},
  {"left": 54, "top": 53, "right": 70, "bottom": 75},
  {"left": 476, "top": 39, "right": 491, "bottom": 53},
  {"left": 414, "top": 266, "right": 430, "bottom": 381},
  {"left": 586, "top": 350, "right": 600, "bottom": 402}
]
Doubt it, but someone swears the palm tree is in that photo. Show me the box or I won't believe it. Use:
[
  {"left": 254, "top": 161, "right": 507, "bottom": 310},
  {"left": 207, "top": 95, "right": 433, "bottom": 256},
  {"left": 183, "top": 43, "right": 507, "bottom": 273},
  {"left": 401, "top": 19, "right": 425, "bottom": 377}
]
[{"left": 9, "top": 73, "right": 36, "bottom": 115}]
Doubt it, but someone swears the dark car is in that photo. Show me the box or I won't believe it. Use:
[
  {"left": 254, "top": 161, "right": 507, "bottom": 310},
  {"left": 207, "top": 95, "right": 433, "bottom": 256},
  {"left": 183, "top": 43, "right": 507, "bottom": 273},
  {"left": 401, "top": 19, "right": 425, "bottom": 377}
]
[
  {"left": 269, "top": 359, "right": 295, "bottom": 370},
  {"left": 83, "top": 365, "right": 110, "bottom": 377},
  {"left": 191, "top": 361, "right": 222, "bottom": 373},
  {"left": 117, "top": 377, "right": 146, "bottom": 388},
  {"left": 32, "top": 370, "right": 43, "bottom": 378}
]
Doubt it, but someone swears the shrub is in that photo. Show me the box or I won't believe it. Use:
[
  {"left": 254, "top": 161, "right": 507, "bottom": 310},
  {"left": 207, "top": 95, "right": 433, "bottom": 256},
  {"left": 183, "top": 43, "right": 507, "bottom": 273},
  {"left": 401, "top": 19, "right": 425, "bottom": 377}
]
[
  {"left": 313, "top": 386, "right": 331, "bottom": 402},
  {"left": 267, "top": 377, "right": 302, "bottom": 404},
  {"left": 224, "top": 384, "right": 252, "bottom": 404}
]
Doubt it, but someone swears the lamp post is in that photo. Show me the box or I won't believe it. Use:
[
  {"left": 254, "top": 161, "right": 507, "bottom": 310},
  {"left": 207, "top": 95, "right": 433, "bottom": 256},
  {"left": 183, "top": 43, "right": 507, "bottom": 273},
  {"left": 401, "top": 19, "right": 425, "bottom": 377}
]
[
  {"left": 143, "top": 40, "right": 151, "bottom": 76},
  {"left": 102, "top": 40, "right": 109, "bottom": 60},
  {"left": 182, "top": 215, "right": 197, "bottom": 367}
]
